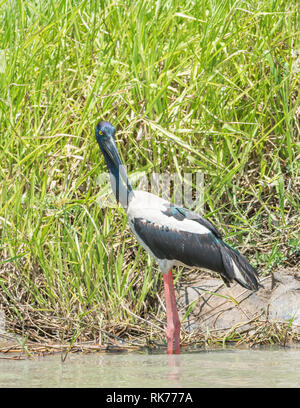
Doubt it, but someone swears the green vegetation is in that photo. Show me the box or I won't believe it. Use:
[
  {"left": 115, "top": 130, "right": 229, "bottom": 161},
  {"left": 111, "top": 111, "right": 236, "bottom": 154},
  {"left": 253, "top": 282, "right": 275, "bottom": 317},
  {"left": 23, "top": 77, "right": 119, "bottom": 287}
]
[{"left": 0, "top": 0, "right": 299, "bottom": 351}]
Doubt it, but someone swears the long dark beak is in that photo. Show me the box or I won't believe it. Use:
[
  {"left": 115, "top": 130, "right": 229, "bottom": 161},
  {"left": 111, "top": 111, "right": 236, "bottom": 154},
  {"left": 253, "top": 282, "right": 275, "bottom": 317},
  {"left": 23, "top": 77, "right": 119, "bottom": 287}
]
[{"left": 103, "top": 138, "right": 132, "bottom": 191}]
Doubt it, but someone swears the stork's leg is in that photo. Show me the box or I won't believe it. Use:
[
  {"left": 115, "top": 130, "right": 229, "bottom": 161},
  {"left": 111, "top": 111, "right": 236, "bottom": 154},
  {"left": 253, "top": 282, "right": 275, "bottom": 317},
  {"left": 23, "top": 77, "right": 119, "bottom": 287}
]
[{"left": 163, "top": 270, "right": 181, "bottom": 354}]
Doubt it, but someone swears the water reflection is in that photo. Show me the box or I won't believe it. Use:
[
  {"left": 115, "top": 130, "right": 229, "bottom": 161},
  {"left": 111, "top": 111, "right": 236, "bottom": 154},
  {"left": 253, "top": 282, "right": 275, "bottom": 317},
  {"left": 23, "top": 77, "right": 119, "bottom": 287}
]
[
  {"left": 167, "top": 355, "right": 182, "bottom": 387},
  {"left": 0, "top": 347, "right": 300, "bottom": 387}
]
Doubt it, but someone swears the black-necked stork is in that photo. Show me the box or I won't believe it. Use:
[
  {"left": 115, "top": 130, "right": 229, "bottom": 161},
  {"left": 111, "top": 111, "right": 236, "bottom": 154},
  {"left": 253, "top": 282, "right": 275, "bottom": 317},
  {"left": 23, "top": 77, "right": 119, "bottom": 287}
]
[{"left": 95, "top": 121, "right": 261, "bottom": 354}]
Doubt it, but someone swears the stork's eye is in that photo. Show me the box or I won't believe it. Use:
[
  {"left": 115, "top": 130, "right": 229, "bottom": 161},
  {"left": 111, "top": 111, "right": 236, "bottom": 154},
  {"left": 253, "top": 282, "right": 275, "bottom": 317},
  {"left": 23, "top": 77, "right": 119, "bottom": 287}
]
[{"left": 98, "top": 130, "right": 103, "bottom": 136}]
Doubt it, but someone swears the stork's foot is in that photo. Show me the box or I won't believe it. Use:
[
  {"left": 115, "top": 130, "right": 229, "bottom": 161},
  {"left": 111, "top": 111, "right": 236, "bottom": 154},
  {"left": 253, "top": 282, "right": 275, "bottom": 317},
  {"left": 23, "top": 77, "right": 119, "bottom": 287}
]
[{"left": 163, "top": 270, "right": 181, "bottom": 354}]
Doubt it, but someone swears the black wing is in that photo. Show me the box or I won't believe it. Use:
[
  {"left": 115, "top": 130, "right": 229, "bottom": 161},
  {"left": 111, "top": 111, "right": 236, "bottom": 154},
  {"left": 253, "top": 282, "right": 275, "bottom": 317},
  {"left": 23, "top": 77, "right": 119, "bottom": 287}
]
[
  {"left": 132, "top": 217, "right": 228, "bottom": 276},
  {"left": 132, "top": 214, "right": 260, "bottom": 291}
]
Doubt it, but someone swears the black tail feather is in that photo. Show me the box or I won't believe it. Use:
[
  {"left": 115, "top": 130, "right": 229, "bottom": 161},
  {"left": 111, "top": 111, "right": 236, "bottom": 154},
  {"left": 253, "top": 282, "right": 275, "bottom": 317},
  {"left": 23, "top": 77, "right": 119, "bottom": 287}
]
[{"left": 219, "top": 242, "right": 262, "bottom": 291}]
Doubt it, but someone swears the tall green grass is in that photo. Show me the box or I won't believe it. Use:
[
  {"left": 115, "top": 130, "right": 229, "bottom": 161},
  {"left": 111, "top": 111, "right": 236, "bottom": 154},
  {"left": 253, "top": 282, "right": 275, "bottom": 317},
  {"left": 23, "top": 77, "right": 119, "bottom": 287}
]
[{"left": 0, "top": 0, "right": 299, "bottom": 345}]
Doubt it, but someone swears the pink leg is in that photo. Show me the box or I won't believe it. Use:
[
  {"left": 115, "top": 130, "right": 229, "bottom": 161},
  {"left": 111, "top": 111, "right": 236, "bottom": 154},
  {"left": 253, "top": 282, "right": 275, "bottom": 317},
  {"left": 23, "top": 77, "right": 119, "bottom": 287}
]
[{"left": 163, "top": 270, "right": 181, "bottom": 354}]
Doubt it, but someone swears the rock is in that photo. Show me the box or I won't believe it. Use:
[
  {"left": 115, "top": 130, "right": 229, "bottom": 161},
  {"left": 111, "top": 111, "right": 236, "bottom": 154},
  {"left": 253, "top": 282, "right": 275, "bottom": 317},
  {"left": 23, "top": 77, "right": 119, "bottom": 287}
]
[
  {"left": 268, "top": 270, "right": 300, "bottom": 324},
  {"left": 177, "top": 267, "right": 300, "bottom": 333}
]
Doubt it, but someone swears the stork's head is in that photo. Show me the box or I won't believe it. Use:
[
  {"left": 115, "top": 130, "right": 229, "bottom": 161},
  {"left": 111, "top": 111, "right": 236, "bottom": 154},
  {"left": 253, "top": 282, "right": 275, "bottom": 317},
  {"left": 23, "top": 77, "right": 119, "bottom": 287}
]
[
  {"left": 95, "top": 121, "right": 122, "bottom": 167},
  {"left": 95, "top": 121, "right": 116, "bottom": 143},
  {"left": 95, "top": 120, "right": 133, "bottom": 203}
]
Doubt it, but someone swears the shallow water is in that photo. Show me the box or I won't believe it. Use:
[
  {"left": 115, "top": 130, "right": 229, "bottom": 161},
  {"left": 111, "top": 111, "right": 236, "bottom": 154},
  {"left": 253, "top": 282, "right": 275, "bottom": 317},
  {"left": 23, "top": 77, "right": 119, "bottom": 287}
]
[{"left": 0, "top": 347, "right": 300, "bottom": 388}]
